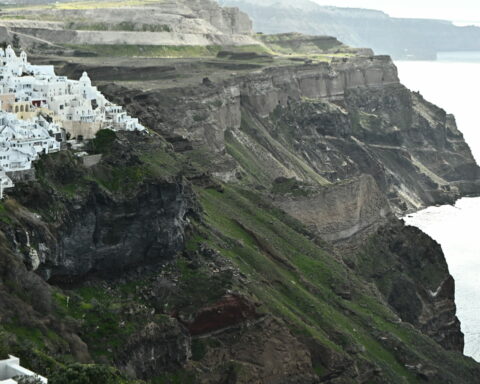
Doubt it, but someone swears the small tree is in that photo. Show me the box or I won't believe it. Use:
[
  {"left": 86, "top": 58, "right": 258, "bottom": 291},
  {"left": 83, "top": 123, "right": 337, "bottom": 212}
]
[
  {"left": 12, "top": 34, "right": 20, "bottom": 50},
  {"left": 89, "top": 129, "right": 117, "bottom": 154},
  {"left": 49, "top": 363, "right": 121, "bottom": 384}
]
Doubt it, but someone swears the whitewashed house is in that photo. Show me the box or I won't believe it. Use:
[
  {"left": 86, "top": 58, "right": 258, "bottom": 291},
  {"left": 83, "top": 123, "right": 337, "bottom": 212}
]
[
  {"left": 0, "top": 169, "right": 13, "bottom": 199},
  {"left": 0, "top": 46, "right": 145, "bottom": 139},
  {"left": 0, "top": 111, "right": 61, "bottom": 198},
  {"left": 0, "top": 46, "right": 145, "bottom": 198},
  {"left": 0, "top": 355, "right": 47, "bottom": 383}
]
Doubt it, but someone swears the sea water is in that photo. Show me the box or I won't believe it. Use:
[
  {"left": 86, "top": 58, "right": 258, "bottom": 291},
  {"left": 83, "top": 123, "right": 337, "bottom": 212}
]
[{"left": 396, "top": 54, "right": 480, "bottom": 361}]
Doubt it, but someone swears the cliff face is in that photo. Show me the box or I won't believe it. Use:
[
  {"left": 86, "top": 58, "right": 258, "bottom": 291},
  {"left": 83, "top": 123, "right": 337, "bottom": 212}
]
[
  {"left": 355, "top": 220, "right": 465, "bottom": 352},
  {"left": 0, "top": 32, "right": 479, "bottom": 383},
  {"left": 219, "top": 0, "right": 480, "bottom": 60},
  {"left": 0, "top": 0, "right": 257, "bottom": 49},
  {"left": 101, "top": 55, "right": 480, "bottom": 214},
  {"left": 2, "top": 133, "right": 197, "bottom": 283},
  {"left": 273, "top": 174, "right": 391, "bottom": 242}
]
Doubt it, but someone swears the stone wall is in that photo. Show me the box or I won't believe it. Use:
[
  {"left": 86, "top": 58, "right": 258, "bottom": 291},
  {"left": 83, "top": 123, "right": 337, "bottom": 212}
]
[{"left": 63, "top": 120, "right": 102, "bottom": 140}]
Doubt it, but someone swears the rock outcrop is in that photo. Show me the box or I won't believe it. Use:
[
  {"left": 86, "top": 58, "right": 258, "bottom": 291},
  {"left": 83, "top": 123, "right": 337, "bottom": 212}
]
[
  {"left": 355, "top": 220, "right": 465, "bottom": 351},
  {"left": 117, "top": 319, "right": 192, "bottom": 380},
  {"left": 99, "top": 54, "right": 480, "bottom": 213},
  {"left": 220, "top": 0, "right": 480, "bottom": 60},
  {"left": 2, "top": 133, "right": 197, "bottom": 282},
  {"left": 0, "top": 0, "right": 257, "bottom": 49},
  {"left": 193, "top": 316, "right": 318, "bottom": 384},
  {"left": 0, "top": 13, "right": 479, "bottom": 383},
  {"left": 273, "top": 174, "right": 391, "bottom": 242}
]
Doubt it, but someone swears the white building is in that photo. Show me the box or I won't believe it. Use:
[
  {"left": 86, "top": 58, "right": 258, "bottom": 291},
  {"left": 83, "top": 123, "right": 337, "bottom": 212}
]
[
  {"left": 0, "top": 112, "right": 61, "bottom": 171},
  {"left": 0, "top": 355, "right": 47, "bottom": 383},
  {"left": 0, "top": 46, "right": 147, "bottom": 198},
  {"left": 0, "top": 46, "right": 145, "bottom": 139},
  {"left": 0, "top": 111, "right": 61, "bottom": 198},
  {"left": 0, "top": 169, "right": 13, "bottom": 199}
]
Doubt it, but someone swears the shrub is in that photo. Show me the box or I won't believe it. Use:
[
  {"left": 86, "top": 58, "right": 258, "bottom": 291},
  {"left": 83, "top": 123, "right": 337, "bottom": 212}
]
[
  {"left": 15, "top": 376, "right": 44, "bottom": 384},
  {"left": 49, "top": 363, "right": 121, "bottom": 384},
  {"left": 90, "top": 129, "right": 117, "bottom": 153}
]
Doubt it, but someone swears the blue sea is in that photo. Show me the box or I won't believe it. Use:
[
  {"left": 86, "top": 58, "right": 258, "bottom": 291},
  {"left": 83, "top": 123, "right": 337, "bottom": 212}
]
[{"left": 397, "top": 53, "right": 480, "bottom": 361}]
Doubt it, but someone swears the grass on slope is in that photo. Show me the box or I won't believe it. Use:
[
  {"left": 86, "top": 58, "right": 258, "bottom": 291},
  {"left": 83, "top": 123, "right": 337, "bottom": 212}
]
[
  {"left": 65, "top": 44, "right": 224, "bottom": 58},
  {"left": 64, "top": 44, "right": 274, "bottom": 59},
  {"left": 225, "top": 109, "right": 330, "bottom": 187},
  {"left": 196, "top": 184, "right": 480, "bottom": 382},
  {"left": 3, "top": 0, "right": 161, "bottom": 11}
]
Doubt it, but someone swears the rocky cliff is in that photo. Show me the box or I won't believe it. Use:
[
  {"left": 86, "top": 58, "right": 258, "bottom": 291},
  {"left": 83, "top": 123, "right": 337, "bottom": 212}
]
[
  {"left": 354, "top": 220, "right": 465, "bottom": 352},
  {"left": 0, "top": 0, "right": 257, "bottom": 50},
  {"left": 0, "top": 10, "right": 479, "bottom": 383},
  {"left": 98, "top": 54, "right": 480, "bottom": 214},
  {"left": 1, "top": 133, "right": 197, "bottom": 284},
  {"left": 219, "top": 0, "right": 480, "bottom": 60}
]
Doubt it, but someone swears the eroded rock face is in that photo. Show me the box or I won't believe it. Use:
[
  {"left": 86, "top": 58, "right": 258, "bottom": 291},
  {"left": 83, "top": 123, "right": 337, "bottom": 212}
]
[
  {"left": 182, "top": 294, "right": 260, "bottom": 336},
  {"left": 1, "top": 47, "right": 477, "bottom": 383},
  {"left": 117, "top": 319, "right": 191, "bottom": 380},
  {"left": 1, "top": 0, "right": 256, "bottom": 48},
  {"left": 187, "top": 0, "right": 253, "bottom": 35},
  {"left": 3, "top": 135, "right": 197, "bottom": 283},
  {"left": 101, "top": 56, "right": 397, "bottom": 152},
  {"left": 43, "top": 181, "right": 193, "bottom": 282},
  {"left": 101, "top": 55, "right": 480, "bottom": 212},
  {"left": 274, "top": 174, "right": 391, "bottom": 242},
  {"left": 355, "top": 219, "right": 464, "bottom": 351},
  {"left": 240, "top": 56, "right": 399, "bottom": 118},
  {"left": 194, "top": 316, "right": 317, "bottom": 384}
]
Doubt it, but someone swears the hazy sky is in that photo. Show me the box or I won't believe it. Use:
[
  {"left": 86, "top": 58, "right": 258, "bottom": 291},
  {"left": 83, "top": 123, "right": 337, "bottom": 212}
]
[{"left": 312, "top": 0, "right": 480, "bottom": 22}]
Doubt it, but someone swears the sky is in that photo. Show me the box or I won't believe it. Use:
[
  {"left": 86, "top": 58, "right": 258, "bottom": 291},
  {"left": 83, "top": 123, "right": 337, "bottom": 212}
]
[{"left": 312, "top": 0, "right": 480, "bottom": 23}]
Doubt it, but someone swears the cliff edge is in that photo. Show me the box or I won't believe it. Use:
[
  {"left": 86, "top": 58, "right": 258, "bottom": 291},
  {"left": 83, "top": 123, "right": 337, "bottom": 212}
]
[{"left": 0, "top": 3, "right": 478, "bottom": 383}]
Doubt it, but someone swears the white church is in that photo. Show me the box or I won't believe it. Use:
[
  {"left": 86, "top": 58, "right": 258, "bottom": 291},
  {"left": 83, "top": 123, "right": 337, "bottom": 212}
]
[{"left": 0, "top": 46, "right": 146, "bottom": 198}]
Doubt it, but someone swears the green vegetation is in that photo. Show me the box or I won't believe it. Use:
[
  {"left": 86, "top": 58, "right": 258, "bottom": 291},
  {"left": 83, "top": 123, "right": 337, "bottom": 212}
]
[
  {"left": 256, "top": 33, "right": 354, "bottom": 60},
  {"left": 0, "top": 202, "right": 12, "bottom": 224},
  {"left": 4, "top": 0, "right": 161, "bottom": 11},
  {"left": 64, "top": 43, "right": 273, "bottom": 59},
  {"left": 49, "top": 363, "right": 133, "bottom": 384},
  {"left": 271, "top": 177, "right": 317, "bottom": 196},
  {"left": 66, "top": 22, "right": 172, "bottom": 32},
  {"left": 151, "top": 372, "right": 195, "bottom": 384},
  {"left": 89, "top": 129, "right": 117, "bottom": 154},
  {"left": 225, "top": 110, "right": 330, "bottom": 187},
  {"left": 173, "top": 258, "right": 232, "bottom": 312},
  {"left": 11, "top": 34, "right": 20, "bottom": 50},
  {"left": 189, "top": 183, "right": 479, "bottom": 382},
  {"left": 65, "top": 44, "right": 223, "bottom": 58},
  {"left": 33, "top": 132, "right": 190, "bottom": 200},
  {"left": 53, "top": 282, "right": 145, "bottom": 360},
  {"left": 86, "top": 165, "right": 146, "bottom": 193}
]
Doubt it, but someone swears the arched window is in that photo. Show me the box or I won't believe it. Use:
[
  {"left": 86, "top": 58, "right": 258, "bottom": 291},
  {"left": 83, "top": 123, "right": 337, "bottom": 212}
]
[
  {"left": 20, "top": 105, "right": 24, "bottom": 112},
  {"left": 14, "top": 106, "right": 18, "bottom": 113}
]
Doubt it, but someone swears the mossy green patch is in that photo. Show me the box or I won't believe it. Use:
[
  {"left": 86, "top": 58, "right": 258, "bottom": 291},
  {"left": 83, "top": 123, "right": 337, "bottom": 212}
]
[
  {"left": 66, "top": 21, "right": 172, "bottom": 32},
  {"left": 53, "top": 282, "right": 147, "bottom": 360},
  {"left": 193, "top": 184, "right": 471, "bottom": 381},
  {"left": 64, "top": 44, "right": 223, "bottom": 58},
  {"left": 0, "top": 202, "right": 12, "bottom": 224}
]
